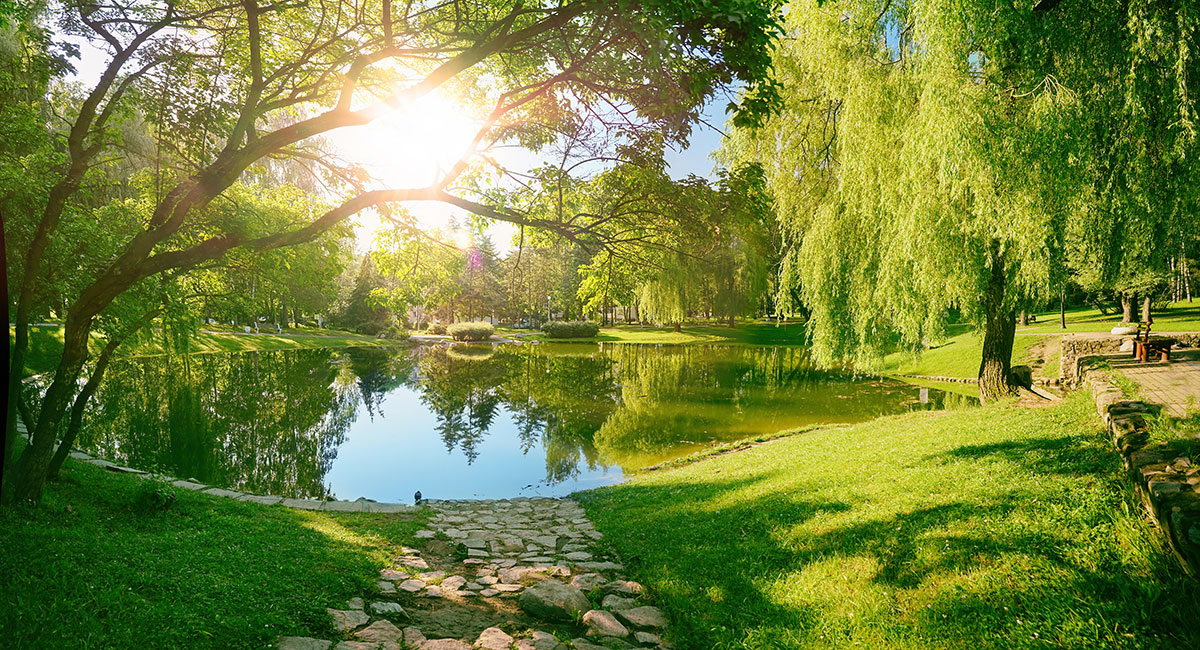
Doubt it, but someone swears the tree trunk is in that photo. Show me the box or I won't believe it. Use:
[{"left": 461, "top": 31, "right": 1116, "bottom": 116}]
[
  {"left": 1059, "top": 287, "right": 1066, "bottom": 329},
  {"left": 1121, "top": 294, "right": 1135, "bottom": 323},
  {"left": 7, "top": 314, "right": 90, "bottom": 503},
  {"left": 1141, "top": 296, "right": 1151, "bottom": 323},
  {"left": 978, "top": 242, "right": 1017, "bottom": 402},
  {"left": 728, "top": 315, "right": 735, "bottom": 328},
  {"left": 1, "top": 210, "right": 10, "bottom": 484},
  {"left": 673, "top": 322, "right": 681, "bottom": 333}
]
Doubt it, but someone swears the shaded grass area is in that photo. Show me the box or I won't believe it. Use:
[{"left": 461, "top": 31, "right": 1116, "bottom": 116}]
[
  {"left": 577, "top": 393, "right": 1200, "bottom": 649},
  {"left": 14, "top": 324, "right": 397, "bottom": 376},
  {"left": 0, "top": 459, "right": 426, "bottom": 649}
]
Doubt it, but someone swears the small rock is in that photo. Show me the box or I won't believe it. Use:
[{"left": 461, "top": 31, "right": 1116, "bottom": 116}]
[
  {"left": 278, "top": 637, "right": 332, "bottom": 650},
  {"left": 380, "top": 569, "right": 407, "bottom": 581},
  {"left": 480, "top": 588, "right": 500, "bottom": 597},
  {"left": 583, "top": 609, "right": 629, "bottom": 638},
  {"left": 493, "top": 583, "right": 522, "bottom": 592},
  {"left": 415, "top": 530, "right": 436, "bottom": 539},
  {"left": 604, "top": 580, "right": 644, "bottom": 596},
  {"left": 601, "top": 595, "right": 637, "bottom": 611},
  {"left": 570, "top": 639, "right": 608, "bottom": 650},
  {"left": 419, "top": 570, "right": 447, "bottom": 581},
  {"left": 334, "top": 642, "right": 399, "bottom": 650},
  {"left": 403, "top": 627, "right": 426, "bottom": 646},
  {"left": 569, "top": 574, "right": 606, "bottom": 592},
  {"left": 467, "top": 548, "right": 490, "bottom": 558},
  {"left": 400, "top": 557, "right": 430, "bottom": 569},
  {"left": 520, "top": 579, "right": 591, "bottom": 620},
  {"left": 347, "top": 597, "right": 364, "bottom": 610},
  {"left": 514, "top": 630, "right": 567, "bottom": 650},
  {"left": 442, "top": 575, "right": 467, "bottom": 590},
  {"left": 420, "top": 639, "right": 473, "bottom": 650},
  {"left": 356, "top": 619, "right": 404, "bottom": 644},
  {"left": 399, "top": 579, "right": 427, "bottom": 592},
  {"left": 633, "top": 631, "right": 661, "bottom": 645},
  {"left": 474, "top": 626, "right": 515, "bottom": 649},
  {"left": 327, "top": 608, "right": 369, "bottom": 632},
  {"left": 369, "top": 601, "right": 407, "bottom": 616},
  {"left": 615, "top": 606, "right": 667, "bottom": 629},
  {"left": 564, "top": 551, "right": 592, "bottom": 562},
  {"left": 424, "top": 586, "right": 444, "bottom": 598},
  {"left": 377, "top": 580, "right": 396, "bottom": 593}
]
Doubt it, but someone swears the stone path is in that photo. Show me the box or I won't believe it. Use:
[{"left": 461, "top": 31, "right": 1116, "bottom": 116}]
[
  {"left": 1112, "top": 353, "right": 1200, "bottom": 418},
  {"left": 279, "top": 498, "right": 672, "bottom": 650}
]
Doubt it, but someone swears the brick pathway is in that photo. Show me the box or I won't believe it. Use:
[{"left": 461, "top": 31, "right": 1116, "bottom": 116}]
[{"left": 1114, "top": 353, "right": 1200, "bottom": 418}]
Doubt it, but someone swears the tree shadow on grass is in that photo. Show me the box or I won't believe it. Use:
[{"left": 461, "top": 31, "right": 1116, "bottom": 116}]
[{"left": 581, "top": 450, "right": 1200, "bottom": 649}]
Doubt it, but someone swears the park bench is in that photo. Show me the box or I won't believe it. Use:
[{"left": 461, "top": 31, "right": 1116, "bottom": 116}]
[{"left": 1133, "top": 320, "right": 1174, "bottom": 363}]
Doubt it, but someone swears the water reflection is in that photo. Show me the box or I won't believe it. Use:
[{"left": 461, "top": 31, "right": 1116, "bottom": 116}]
[{"left": 64, "top": 343, "right": 972, "bottom": 499}]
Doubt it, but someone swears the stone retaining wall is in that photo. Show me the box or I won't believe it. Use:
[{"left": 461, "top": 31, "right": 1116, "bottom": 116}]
[
  {"left": 1062, "top": 333, "right": 1200, "bottom": 387},
  {"left": 1084, "top": 372, "right": 1200, "bottom": 578}
]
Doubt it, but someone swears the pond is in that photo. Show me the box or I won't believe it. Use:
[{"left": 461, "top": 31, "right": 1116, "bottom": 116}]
[{"left": 67, "top": 342, "right": 973, "bottom": 500}]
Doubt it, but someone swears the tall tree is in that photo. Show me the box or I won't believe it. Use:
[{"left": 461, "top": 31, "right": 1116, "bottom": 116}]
[
  {"left": 724, "top": 0, "right": 1198, "bottom": 401},
  {"left": 4, "top": 0, "right": 785, "bottom": 503}
]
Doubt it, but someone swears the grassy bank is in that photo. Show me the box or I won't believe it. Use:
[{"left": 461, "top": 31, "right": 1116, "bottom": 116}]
[
  {"left": 0, "top": 458, "right": 425, "bottom": 649},
  {"left": 15, "top": 324, "right": 398, "bottom": 376},
  {"left": 577, "top": 393, "right": 1200, "bottom": 649},
  {"left": 527, "top": 320, "right": 809, "bottom": 345}
]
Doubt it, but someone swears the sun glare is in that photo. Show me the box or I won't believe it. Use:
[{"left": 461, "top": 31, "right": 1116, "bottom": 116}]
[{"left": 333, "top": 90, "right": 484, "bottom": 249}]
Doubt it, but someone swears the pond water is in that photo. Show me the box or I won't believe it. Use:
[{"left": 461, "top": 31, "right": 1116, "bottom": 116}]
[{"left": 68, "top": 343, "right": 972, "bottom": 500}]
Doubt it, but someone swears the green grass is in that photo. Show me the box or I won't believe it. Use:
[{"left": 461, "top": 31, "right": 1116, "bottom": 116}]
[
  {"left": 531, "top": 320, "right": 809, "bottom": 345},
  {"left": 0, "top": 458, "right": 426, "bottom": 649},
  {"left": 577, "top": 393, "right": 1200, "bottom": 650},
  {"left": 1020, "top": 301, "right": 1200, "bottom": 334},
  {"left": 14, "top": 325, "right": 399, "bottom": 376}
]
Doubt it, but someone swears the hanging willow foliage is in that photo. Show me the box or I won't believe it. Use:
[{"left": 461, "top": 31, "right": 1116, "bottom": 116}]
[{"left": 722, "top": 0, "right": 1199, "bottom": 400}]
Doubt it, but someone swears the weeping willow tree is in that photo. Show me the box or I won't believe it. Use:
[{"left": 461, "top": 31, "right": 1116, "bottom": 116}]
[{"left": 723, "top": 0, "right": 1199, "bottom": 401}]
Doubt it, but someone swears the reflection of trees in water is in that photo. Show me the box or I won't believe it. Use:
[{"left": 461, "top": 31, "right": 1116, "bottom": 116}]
[
  {"left": 414, "top": 347, "right": 509, "bottom": 464},
  {"left": 591, "top": 345, "right": 954, "bottom": 469},
  {"left": 71, "top": 343, "right": 968, "bottom": 497},
  {"left": 80, "top": 349, "right": 359, "bottom": 498},
  {"left": 412, "top": 345, "right": 619, "bottom": 483}
]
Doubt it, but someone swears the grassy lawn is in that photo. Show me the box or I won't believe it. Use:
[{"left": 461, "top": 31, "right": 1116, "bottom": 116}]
[
  {"left": 577, "top": 393, "right": 1200, "bottom": 650},
  {"left": 532, "top": 320, "right": 809, "bottom": 345},
  {"left": 1020, "top": 301, "right": 1200, "bottom": 334},
  {"left": 0, "top": 458, "right": 425, "bottom": 649},
  {"left": 14, "top": 324, "right": 398, "bottom": 376}
]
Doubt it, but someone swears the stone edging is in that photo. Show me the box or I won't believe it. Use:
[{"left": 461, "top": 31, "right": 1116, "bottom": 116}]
[
  {"left": 65, "top": 449, "right": 418, "bottom": 513},
  {"left": 1083, "top": 372, "right": 1200, "bottom": 578}
]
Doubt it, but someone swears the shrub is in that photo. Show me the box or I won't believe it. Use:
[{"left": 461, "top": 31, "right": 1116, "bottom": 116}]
[
  {"left": 542, "top": 320, "right": 600, "bottom": 339},
  {"left": 426, "top": 322, "right": 447, "bottom": 335},
  {"left": 447, "top": 321, "right": 494, "bottom": 341},
  {"left": 134, "top": 481, "right": 177, "bottom": 513},
  {"left": 378, "top": 326, "right": 410, "bottom": 341}
]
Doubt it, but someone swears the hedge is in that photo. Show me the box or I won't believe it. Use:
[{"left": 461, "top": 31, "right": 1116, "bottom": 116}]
[
  {"left": 542, "top": 320, "right": 600, "bottom": 338},
  {"left": 447, "top": 321, "right": 494, "bottom": 341}
]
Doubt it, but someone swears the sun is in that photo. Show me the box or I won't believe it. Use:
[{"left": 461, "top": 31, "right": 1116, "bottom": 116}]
[{"left": 332, "top": 90, "right": 484, "bottom": 248}]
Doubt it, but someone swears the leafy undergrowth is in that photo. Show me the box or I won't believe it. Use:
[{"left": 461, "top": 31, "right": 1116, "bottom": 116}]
[
  {"left": 577, "top": 393, "right": 1200, "bottom": 649},
  {"left": 0, "top": 461, "right": 426, "bottom": 649}
]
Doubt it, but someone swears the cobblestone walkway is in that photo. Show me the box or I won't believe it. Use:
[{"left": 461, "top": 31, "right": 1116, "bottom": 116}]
[
  {"left": 279, "top": 498, "right": 672, "bottom": 650},
  {"left": 1113, "top": 354, "right": 1200, "bottom": 418}
]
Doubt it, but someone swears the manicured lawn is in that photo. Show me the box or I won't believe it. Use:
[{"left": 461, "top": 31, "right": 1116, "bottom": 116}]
[
  {"left": 880, "top": 325, "right": 1048, "bottom": 380},
  {"left": 14, "top": 324, "right": 398, "bottom": 376},
  {"left": 534, "top": 320, "right": 809, "bottom": 345},
  {"left": 577, "top": 393, "right": 1200, "bottom": 649},
  {"left": 1021, "top": 302, "right": 1200, "bottom": 334},
  {"left": 0, "top": 460, "right": 426, "bottom": 649}
]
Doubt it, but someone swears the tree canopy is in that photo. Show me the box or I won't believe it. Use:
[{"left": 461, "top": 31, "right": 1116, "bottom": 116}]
[{"left": 722, "top": 0, "right": 1199, "bottom": 400}]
